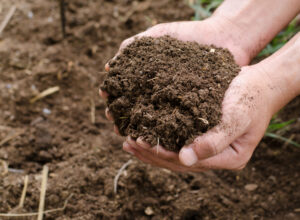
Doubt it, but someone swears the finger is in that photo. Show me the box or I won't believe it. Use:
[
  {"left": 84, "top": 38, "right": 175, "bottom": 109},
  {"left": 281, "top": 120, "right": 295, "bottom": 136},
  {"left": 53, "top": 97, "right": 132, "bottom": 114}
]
[
  {"left": 126, "top": 136, "right": 140, "bottom": 149},
  {"left": 105, "top": 63, "right": 110, "bottom": 72},
  {"left": 134, "top": 148, "right": 188, "bottom": 172},
  {"left": 105, "top": 108, "right": 114, "bottom": 121},
  {"left": 179, "top": 126, "right": 242, "bottom": 167},
  {"left": 126, "top": 140, "right": 206, "bottom": 172},
  {"left": 123, "top": 141, "right": 135, "bottom": 155},
  {"left": 135, "top": 137, "right": 179, "bottom": 161},
  {"left": 114, "top": 125, "right": 120, "bottom": 136},
  {"left": 111, "top": 37, "right": 136, "bottom": 61},
  {"left": 195, "top": 142, "right": 250, "bottom": 170},
  {"left": 99, "top": 89, "right": 109, "bottom": 99},
  {"left": 136, "top": 137, "right": 151, "bottom": 149}
]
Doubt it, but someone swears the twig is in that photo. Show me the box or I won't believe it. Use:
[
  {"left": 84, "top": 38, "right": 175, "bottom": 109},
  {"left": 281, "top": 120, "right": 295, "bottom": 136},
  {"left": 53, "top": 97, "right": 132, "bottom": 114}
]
[
  {"left": 38, "top": 165, "right": 49, "bottom": 220},
  {"left": 0, "top": 194, "right": 73, "bottom": 217},
  {"left": 0, "top": 160, "right": 8, "bottom": 175},
  {"left": 7, "top": 168, "right": 24, "bottom": 174},
  {"left": 0, "top": 130, "right": 24, "bottom": 146},
  {"left": 282, "top": 134, "right": 295, "bottom": 149},
  {"left": 0, "top": 5, "right": 16, "bottom": 36},
  {"left": 30, "top": 86, "right": 60, "bottom": 103},
  {"left": 114, "top": 159, "right": 132, "bottom": 194},
  {"left": 90, "top": 99, "right": 95, "bottom": 124},
  {"left": 19, "top": 175, "right": 29, "bottom": 208},
  {"left": 60, "top": 0, "right": 66, "bottom": 38}
]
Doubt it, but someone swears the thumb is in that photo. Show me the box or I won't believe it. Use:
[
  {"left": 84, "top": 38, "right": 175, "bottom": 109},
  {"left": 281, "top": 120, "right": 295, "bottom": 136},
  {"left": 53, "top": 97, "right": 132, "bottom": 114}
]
[{"left": 179, "top": 126, "right": 241, "bottom": 167}]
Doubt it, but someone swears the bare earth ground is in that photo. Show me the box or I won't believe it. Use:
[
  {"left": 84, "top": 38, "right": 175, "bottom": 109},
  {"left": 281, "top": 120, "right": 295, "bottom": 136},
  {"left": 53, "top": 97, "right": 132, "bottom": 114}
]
[{"left": 0, "top": 0, "right": 299, "bottom": 219}]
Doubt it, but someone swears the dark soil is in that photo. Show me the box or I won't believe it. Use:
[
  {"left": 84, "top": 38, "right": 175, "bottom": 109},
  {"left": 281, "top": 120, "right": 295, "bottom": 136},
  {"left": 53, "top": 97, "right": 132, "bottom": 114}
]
[
  {"left": 101, "top": 36, "right": 240, "bottom": 151},
  {"left": 0, "top": 0, "right": 299, "bottom": 219}
]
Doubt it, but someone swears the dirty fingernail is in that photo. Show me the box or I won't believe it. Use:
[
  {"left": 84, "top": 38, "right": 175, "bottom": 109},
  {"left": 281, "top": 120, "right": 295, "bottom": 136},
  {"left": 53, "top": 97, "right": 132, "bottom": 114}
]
[{"left": 179, "top": 147, "right": 198, "bottom": 167}]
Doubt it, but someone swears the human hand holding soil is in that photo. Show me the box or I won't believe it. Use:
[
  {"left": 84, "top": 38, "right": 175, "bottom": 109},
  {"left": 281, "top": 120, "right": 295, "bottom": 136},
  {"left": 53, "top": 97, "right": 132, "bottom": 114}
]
[
  {"left": 100, "top": 0, "right": 300, "bottom": 172},
  {"left": 101, "top": 33, "right": 300, "bottom": 172}
]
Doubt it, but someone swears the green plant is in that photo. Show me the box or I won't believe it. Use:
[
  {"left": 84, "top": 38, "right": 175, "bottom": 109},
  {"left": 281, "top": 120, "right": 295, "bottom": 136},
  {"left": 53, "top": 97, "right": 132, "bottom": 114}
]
[
  {"left": 188, "top": 0, "right": 223, "bottom": 20},
  {"left": 265, "top": 117, "right": 300, "bottom": 148}
]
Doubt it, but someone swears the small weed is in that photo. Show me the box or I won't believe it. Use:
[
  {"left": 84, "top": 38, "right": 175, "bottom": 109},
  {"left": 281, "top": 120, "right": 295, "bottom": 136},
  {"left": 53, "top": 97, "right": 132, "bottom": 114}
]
[
  {"left": 188, "top": 0, "right": 223, "bottom": 20},
  {"left": 265, "top": 117, "right": 300, "bottom": 148}
]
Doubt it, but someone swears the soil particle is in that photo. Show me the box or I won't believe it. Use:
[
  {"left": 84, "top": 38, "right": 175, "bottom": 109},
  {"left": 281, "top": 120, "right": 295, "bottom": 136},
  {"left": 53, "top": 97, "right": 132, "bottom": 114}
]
[{"left": 101, "top": 36, "right": 240, "bottom": 151}]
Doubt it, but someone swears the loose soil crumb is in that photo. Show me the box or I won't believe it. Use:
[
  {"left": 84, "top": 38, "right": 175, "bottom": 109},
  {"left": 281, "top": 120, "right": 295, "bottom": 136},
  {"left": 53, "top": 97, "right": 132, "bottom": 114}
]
[{"left": 101, "top": 36, "right": 240, "bottom": 151}]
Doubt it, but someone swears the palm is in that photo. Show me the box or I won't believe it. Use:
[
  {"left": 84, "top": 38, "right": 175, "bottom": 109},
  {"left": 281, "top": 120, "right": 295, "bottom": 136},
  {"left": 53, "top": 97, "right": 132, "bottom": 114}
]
[
  {"left": 100, "top": 20, "right": 262, "bottom": 172},
  {"left": 118, "top": 20, "right": 250, "bottom": 66}
]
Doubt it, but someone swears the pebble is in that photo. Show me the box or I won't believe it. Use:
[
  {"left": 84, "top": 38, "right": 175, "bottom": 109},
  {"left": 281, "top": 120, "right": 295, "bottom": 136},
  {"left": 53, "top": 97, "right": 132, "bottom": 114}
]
[
  {"left": 28, "top": 11, "right": 34, "bottom": 19},
  {"left": 43, "top": 108, "right": 51, "bottom": 115},
  {"left": 145, "top": 207, "right": 154, "bottom": 216},
  {"left": 245, "top": 184, "right": 258, "bottom": 191}
]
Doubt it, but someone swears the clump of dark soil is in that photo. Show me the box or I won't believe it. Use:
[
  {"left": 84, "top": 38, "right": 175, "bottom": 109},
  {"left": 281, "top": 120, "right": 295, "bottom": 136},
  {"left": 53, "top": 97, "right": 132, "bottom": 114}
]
[{"left": 101, "top": 36, "right": 240, "bottom": 151}]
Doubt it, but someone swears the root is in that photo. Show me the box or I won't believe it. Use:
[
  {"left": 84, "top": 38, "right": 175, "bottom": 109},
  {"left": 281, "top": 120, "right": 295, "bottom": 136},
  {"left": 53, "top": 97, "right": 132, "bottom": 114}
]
[{"left": 114, "top": 159, "right": 132, "bottom": 194}]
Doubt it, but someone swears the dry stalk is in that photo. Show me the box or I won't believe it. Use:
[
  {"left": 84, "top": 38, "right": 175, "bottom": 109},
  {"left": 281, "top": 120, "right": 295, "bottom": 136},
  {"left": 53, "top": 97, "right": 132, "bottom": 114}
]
[
  {"left": 283, "top": 134, "right": 295, "bottom": 148},
  {"left": 38, "top": 165, "right": 49, "bottom": 220},
  {"left": 156, "top": 138, "right": 160, "bottom": 154},
  {"left": 0, "top": 130, "right": 24, "bottom": 146},
  {"left": 114, "top": 159, "right": 133, "bottom": 194},
  {"left": 0, "top": 160, "right": 8, "bottom": 175},
  {"left": 7, "top": 168, "right": 24, "bottom": 174},
  {"left": 19, "top": 175, "right": 29, "bottom": 208},
  {"left": 30, "top": 86, "right": 60, "bottom": 103},
  {"left": 90, "top": 99, "right": 95, "bottom": 124},
  {"left": 0, "top": 194, "right": 73, "bottom": 217},
  {"left": 0, "top": 5, "right": 16, "bottom": 36}
]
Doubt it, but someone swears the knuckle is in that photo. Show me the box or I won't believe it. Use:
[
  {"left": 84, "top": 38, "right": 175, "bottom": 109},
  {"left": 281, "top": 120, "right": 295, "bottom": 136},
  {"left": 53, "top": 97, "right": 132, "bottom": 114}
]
[{"left": 206, "top": 139, "right": 219, "bottom": 156}]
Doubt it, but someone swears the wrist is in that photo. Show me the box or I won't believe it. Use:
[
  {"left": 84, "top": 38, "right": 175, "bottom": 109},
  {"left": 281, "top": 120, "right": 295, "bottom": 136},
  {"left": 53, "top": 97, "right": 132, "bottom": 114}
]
[
  {"left": 203, "top": 16, "right": 251, "bottom": 65},
  {"left": 211, "top": 0, "right": 300, "bottom": 60},
  {"left": 255, "top": 34, "right": 300, "bottom": 114}
]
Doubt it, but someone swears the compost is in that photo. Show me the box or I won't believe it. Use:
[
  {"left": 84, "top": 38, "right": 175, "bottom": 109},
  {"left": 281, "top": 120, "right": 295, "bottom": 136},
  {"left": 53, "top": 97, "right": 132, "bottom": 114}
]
[{"left": 102, "top": 36, "right": 240, "bottom": 151}]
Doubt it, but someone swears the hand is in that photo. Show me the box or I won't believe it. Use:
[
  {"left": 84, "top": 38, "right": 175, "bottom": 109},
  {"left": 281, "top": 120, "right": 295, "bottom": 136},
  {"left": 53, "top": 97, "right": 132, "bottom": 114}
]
[
  {"left": 110, "top": 18, "right": 251, "bottom": 66},
  {"left": 100, "top": 18, "right": 253, "bottom": 133},
  {"left": 101, "top": 63, "right": 277, "bottom": 172},
  {"left": 118, "top": 65, "right": 277, "bottom": 172}
]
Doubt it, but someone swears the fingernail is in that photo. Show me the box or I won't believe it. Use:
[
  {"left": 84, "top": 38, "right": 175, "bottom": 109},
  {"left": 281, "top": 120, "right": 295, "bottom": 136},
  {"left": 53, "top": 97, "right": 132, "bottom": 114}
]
[
  {"left": 105, "top": 63, "right": 110, "bottom": 71},
  {"left": 123, "top": 142, "right": 135, "bottom": 155},
  {"left": 180, "top": 147, "right": 198, "bottom": 166},
  {"left": 136, "top": 137, "right": 150, "bottom": 149},
  {"left": 126, "top": 150, "right": 134, "bottom": 155}
]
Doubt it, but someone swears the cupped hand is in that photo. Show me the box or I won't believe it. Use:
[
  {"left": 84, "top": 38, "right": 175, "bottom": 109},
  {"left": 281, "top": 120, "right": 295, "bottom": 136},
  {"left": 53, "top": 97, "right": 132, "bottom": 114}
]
[
  {"left": 99, "top": 20, "right": 271, "bottom": 172},
  {"left": 110, "top": 18, "right": 251, "bottom": 66},
  {"left": 116, "top": 65, "right": 276, "bottom": 172}
]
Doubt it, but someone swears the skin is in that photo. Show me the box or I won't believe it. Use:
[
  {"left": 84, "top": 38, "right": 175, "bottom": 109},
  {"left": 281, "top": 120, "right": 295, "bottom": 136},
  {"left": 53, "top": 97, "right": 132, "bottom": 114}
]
[{"left": 100, "top": 0, "right": 300, "bottom": 172}]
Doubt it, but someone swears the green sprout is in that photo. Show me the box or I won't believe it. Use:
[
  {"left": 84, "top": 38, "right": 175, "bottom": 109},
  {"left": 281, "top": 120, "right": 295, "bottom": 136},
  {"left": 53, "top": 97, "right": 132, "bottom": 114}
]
[
  {"left": 188, "top": 0, "right": 223, "bottom": 20},
  {"left": 265, "top": 117, "right": 300, "bottom": 148}
]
